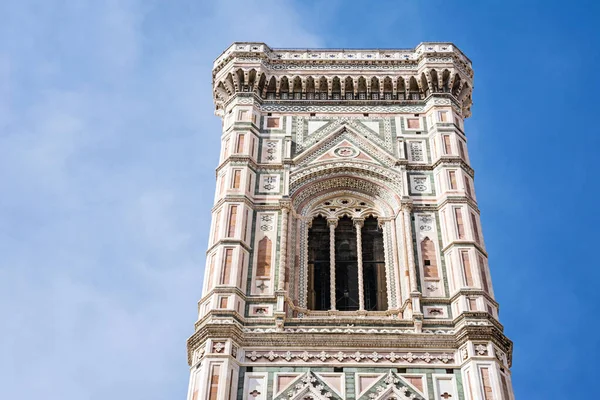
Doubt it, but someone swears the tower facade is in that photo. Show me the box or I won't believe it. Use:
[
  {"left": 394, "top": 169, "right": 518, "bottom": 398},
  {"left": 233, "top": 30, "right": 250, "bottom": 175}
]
[{"left": 186, "top": 43, "right": 515, "bottom": 400}]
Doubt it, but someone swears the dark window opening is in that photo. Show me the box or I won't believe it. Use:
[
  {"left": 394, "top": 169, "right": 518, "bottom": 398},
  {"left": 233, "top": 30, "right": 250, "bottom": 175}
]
[
  {"left": 307, "top": 216, "right": 330, "bottom": 310},
  {"left": 362, "top": 216, "right": 388, "bottom": 311},
  {"left": 307, "top": 214, "right": 388, "bottom": 312},
  {"left": 335, "top": 216, "right": 359, "bottom": 311}
]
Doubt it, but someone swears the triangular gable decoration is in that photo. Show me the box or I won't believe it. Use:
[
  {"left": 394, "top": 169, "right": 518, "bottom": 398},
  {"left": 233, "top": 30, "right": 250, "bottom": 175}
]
[
  {"left": 294, "top": 125, "right": 396, "bottom": 169},
  {"left": 357, "top": 370, "right": 426, "bottom": 400},
  {"left": 274, "top": 371, "right": 344, "bottom": 400}
]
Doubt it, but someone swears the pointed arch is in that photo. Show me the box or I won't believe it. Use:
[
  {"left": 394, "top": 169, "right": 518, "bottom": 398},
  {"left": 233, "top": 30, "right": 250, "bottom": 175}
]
[
  {"left": 306, "top": 76, "right": 316, "bottom": 99},
  {"left": 357, "top": 76, "right": 367, "bottom": 99},
  {"left": 234, "top": 69, "right": 244, "bottom": 91},
  {"left": 280, "top": 76, "right": 290, "bottom": 99},
  {"left": 307, "top": 215, "right": 330, "bottom": 311},
  {"left": 266, "top": 76, "right": 277, "bottom": 99},
  {"left": 256, "top": 72, "right": 267, "bottom": 95},
  {"left": 430, "top": 69, "right": 439, "bottom": 92},
  {"left": 224, "top": 73, "right": 235, "bottom": 95},
  {"left": 247, "top": 69, "right": 257, "bottom": 91},
  {"left": 420, "top": 72, "right": 430, "bottom": 97},
  {"left": 318, "top": 76, "right": 328, "bottom": 99},
  {"left": 331, "top": 76, "right": 341, "bottom": 99},
  {"left": 370, "top": 77, "right": 380, "bottom": 99},
  {"left": 397, "top": 77, "right": 406, "bottom": 100},
  {"left": 408, "top": 76, "right": 420, "bottom": 100},
  {"left": 344, "top": 76, "right": 354, "bottom": 99},
  {"left": 451, "top": 73, "right": 462, "bottom": 96},
  {"left": 442, "top": 69, "right": 451, "bottom": 92},
  {"left": 292, "top": 76, "right": 303, "bottom": 99},
  {"left": 383, "top": 76, "right": 393, "bottom": 99},
  {"left": 215, "top": 81, "right": 229, "bottom": 101},
  {"left": 362, "top": 215, "right": 388, "bottom": 311}
]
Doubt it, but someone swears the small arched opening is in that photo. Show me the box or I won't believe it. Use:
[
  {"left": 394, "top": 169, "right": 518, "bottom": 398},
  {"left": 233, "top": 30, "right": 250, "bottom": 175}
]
[
  {"left": 280, "top": 76, "right": 290, "bottom": 99},
  {"left": 344, "top": 76, "right": 354, "bottom": 99},
  {"left": 266, "top": 76, "right": 277, "bottom": 99}
]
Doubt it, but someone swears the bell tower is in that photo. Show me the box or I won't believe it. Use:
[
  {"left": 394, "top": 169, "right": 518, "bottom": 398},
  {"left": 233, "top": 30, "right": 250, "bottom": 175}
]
[{"left": 186, "top": 43, "right": 515, "bottom": 400}]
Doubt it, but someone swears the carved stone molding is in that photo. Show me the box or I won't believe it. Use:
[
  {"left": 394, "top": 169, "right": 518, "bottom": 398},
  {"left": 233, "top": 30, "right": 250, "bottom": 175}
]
[{"left": 245, "top": 349, "right": 455, "bottom": 365}]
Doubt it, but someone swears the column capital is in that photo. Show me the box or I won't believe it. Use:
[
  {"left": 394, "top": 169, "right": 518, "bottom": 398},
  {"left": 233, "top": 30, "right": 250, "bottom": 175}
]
[
  {"left": 352, "top": 217, "right": 365, "bottom": 228},
  {"left": 279, "top": 199, "right": 292, "bottom": 211},
  {"left": 327, "top": 218, "right": 338, "bottom": 228},
  {"left": 377, "top": 216, "right": 393, "bottom": 229},
  {"left": 401, "top": 202, "right": 414, "bottom": 212}
]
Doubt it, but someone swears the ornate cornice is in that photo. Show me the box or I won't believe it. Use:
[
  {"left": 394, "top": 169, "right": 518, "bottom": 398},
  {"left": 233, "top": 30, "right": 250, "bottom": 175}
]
[
  {"left": 186, "top": 317, "right": 513, "bottom": 366},
  {"left": 213, "top": 42, "right": 472, "bottom": 75},
  {"left": 213, "top": 43, "right": 474, "bottom": 117}
]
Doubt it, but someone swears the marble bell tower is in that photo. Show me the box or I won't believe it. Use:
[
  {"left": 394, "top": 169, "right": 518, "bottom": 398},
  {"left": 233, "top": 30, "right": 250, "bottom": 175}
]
[{"left": 186, "top": 42, "right": 515, "bottom": 400}]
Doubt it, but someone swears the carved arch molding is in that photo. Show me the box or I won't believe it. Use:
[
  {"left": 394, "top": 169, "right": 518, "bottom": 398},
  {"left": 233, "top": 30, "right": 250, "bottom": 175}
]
[{"left": 290, "top": 172, "right": 404, "bottom": 310}]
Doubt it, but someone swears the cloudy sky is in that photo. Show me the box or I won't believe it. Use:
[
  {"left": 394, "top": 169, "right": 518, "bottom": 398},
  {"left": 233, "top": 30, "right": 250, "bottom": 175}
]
[{"left": 1, "top": 1, "right": 598, "bottom": 399}]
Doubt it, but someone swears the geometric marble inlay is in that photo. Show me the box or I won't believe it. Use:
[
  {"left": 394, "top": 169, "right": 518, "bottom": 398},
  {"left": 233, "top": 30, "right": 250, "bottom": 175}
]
[{"left": 185, "top": 41, "right": 515, "bottom": 400}]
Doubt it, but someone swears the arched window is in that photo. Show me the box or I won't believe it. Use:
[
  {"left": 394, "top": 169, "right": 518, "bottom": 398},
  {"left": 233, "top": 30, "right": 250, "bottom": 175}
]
[
  {"left": 266, "top": 77, "right": 276, "bottom": 99},
  {"left": 344, "top": 77, "right": 354, "bottom": 100},
  {"left": 292, "top": 76, "right": 302, "bottom": 99},
  {"left": 317, "top": 77, "right": 328, "bottom": 100},
  {"left": 362, "top": 216, "right": 387, "bottom": 311},
  {"left": 409, "top": 76, "right": 420, "bottom": 100},
  {"left": 335, "top": 216, "right": 359, "bottom": 310},
  {"left": 280, "top": 76, "right": 289, "bottom": 99},
  {"left": 383, "top": 76, "right": 393, "bottom": 99},
  {"left": 307, "top": 216, "right": 330, "bottom": 310},
  {"left": 370, "top": 77, "right": 380, "bottom": 99},
  {"left": 430, "top": 69, "right": 439, "bottom": 92},
  {"left": 331, "top": 77, "right": 341, "bottom": 99},
  {"left": 307, "top": 214, "right": 387, "bottom": 311},
  {"left": 306, "top": 77, "right": 315, "bottom": 100},
  {"left": 357, "top": 76, "right": 367, "bottom": 99}
]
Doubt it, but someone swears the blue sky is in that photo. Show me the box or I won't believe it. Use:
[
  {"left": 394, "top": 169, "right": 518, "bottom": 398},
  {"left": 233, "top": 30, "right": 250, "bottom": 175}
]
[{"left": 1, "top": 1, "right": 598, "bottom": 399}]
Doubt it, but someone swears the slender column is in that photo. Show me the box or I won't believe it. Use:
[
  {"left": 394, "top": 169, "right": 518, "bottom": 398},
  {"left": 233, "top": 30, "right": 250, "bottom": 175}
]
[
  {"left": 378, "top": 218, "right": 393, "bottom": 311},
  {"left": 328, "top": 218, "right": 338, "bottom": 311},
  {"left": 278, "top": 202, "right": 291, "bottom": 291},
  {"left": 402, "top": 203, "right": 419, "bottom": 293},
  {"left": 396, "top": 215, "right": 411, "bottom": 307},
  {"left": 301, "top": 218, "right": 312, "bottom": 309},
  {"left": 354, "top": 218, "right": 365, "bottom": 311}
]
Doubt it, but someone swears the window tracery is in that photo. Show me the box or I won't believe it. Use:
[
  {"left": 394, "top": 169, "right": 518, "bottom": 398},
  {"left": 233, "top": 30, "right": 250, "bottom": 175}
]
[{"left": 306, "top": 196, "right": 388, "bottom": 312}]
